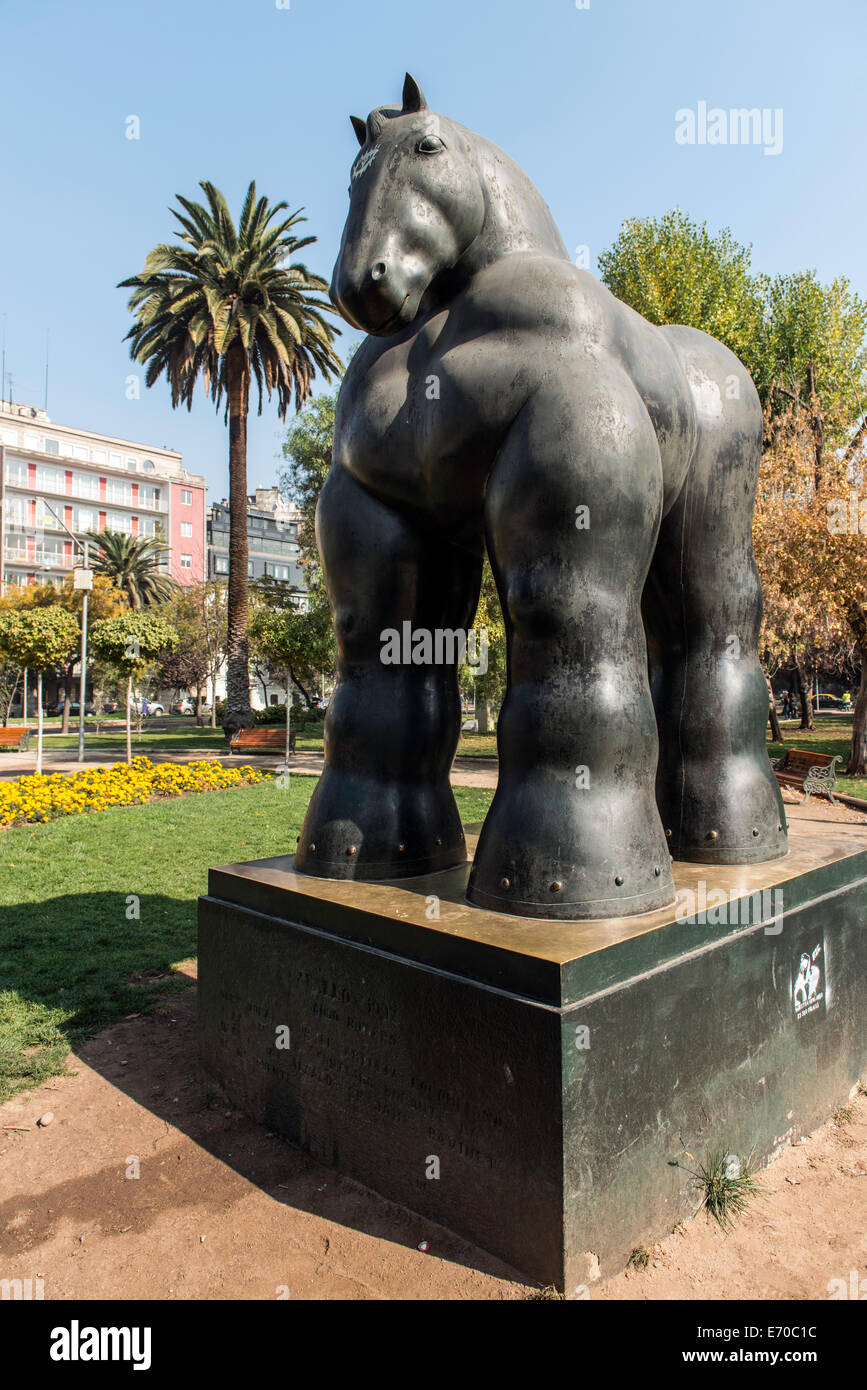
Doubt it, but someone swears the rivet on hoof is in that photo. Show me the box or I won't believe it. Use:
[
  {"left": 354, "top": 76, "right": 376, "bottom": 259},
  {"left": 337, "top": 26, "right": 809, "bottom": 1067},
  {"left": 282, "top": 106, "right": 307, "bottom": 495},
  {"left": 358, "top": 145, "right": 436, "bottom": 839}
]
[
  {"left": 614, "top": 875, "right": 624, "bottom": 886},
  {"left": 435, "top": 837, "right": 442, "bottom": 847},
  {"left": 665, "top": 828, "right": 672, "bottom": 838},
  {"left": 752, "top": 827, "right": 759, "bottom": 837},
  {"left": 707, "top": 830, "right": 719, "bottom": 840},
  {"left": 550, "top": 881, "right": 563, "bottom": 892},
  {"left": 500, "top": 877, "right": 511, "bottom": 889},
  {"left": 398, "top": 843, "right": 406, "bottom": 853},
  {"left": 346, "top": 845, "right": 357, "bottom": 855},
  {"left": 778, "top": 823, "right": 783, "bottom": 831},
  {"left": 653, "top": 866, "right": 661, "bottom": 877},
  {"left": 309, "top": 843, "right": 316, "bottom": 853}
]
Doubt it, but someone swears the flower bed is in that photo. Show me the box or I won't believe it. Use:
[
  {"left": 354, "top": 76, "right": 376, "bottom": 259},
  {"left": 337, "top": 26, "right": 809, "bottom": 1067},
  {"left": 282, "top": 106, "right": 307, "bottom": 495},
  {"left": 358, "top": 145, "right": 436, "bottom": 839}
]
[{"left": 0, "top": 756, "right": 267, "bottom": 827}]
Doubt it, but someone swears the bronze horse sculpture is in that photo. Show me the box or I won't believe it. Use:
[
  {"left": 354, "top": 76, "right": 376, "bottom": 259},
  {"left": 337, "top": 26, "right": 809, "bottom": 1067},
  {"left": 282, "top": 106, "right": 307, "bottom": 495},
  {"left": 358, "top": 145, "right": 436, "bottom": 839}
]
[{"left": 296, "top": 74, "right": 787, "bottom": 920}]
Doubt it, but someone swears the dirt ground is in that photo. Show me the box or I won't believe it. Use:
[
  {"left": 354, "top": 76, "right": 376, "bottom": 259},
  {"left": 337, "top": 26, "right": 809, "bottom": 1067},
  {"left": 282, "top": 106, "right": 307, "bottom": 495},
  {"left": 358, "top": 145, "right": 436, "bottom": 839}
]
[{"left": 1, "top": 968, "right": 865, "bottom": 1302}]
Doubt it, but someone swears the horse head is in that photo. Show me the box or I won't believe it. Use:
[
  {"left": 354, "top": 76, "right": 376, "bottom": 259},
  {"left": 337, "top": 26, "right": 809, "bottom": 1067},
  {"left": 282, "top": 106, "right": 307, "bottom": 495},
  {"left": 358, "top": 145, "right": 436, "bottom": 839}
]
[{"left": 330, "top": 74, "right": 487, "bottom": 336}]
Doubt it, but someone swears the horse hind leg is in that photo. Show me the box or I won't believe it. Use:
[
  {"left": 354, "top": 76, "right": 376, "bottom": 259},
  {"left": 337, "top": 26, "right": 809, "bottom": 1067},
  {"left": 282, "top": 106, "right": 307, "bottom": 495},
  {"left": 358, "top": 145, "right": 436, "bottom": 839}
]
[{"left": 644, "top": 326, "right": 787, "bottom": 864}]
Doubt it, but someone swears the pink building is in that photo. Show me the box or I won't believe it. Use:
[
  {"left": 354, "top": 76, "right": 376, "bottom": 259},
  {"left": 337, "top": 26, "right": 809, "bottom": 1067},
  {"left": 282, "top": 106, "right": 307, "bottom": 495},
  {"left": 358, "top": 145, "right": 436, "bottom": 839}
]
[{"left": 0, "top": 401, "right": 207, "bottom": 593}]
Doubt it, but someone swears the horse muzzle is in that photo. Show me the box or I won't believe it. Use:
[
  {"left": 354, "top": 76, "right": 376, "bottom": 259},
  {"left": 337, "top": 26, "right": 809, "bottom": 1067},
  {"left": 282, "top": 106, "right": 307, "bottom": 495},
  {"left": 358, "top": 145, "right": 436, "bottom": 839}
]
[{"left": 330, "top": 257, "right": 419, "bottom": 336}]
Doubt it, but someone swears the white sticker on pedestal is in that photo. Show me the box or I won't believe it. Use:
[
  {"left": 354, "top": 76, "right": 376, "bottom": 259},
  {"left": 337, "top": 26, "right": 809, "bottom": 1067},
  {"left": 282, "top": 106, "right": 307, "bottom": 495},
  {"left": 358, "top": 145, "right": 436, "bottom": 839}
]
[{"left": 793, "top": 943, "right": 824, "bottom": 1020}]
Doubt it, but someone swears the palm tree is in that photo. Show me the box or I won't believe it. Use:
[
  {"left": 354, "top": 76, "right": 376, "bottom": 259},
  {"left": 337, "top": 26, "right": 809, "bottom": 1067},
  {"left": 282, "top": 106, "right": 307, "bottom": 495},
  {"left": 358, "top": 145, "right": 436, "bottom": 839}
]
[
  {"left": 87, "top": 530, "right": 176, "bottom": 609},
  {"left": 118, "top": 181, "right": 342, "bottom": 739}
]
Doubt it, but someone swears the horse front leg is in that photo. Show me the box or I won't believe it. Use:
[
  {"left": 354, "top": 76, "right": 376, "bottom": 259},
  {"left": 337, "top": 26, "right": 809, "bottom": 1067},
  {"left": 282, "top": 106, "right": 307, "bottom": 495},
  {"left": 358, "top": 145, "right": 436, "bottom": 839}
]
[
  {"left": 467, "top": 366, "right": 675, "bottom": 919},
  {"left": 296, "top": 463, "right": 482, "bottom": 880}
]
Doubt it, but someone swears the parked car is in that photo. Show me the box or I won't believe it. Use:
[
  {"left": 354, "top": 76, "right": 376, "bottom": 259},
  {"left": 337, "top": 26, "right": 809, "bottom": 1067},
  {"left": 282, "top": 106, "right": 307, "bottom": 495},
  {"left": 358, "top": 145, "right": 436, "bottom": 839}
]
[
  {"left": 48, "top": 700, "right": 94, "bottom": 717},
  {"left": 142, "top": 701, "right": 166, "bottom": 716},
  {"left": 172, "top": 699, "right": 194, "bottom": 715}
]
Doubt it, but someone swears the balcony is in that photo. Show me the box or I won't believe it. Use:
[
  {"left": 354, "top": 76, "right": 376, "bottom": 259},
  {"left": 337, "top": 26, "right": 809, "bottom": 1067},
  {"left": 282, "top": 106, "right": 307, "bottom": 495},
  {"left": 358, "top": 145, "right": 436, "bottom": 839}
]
[
  {"left": 4, "top": 466, "right": 168, "bottom": 512},
  {"left": 3, "top": 544, "right": 73, "bottom": 569}
]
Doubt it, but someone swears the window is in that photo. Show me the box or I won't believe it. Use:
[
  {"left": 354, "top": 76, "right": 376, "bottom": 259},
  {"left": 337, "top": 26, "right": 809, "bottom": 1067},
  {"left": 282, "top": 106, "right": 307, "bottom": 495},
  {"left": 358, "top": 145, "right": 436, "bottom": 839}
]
[
  {"left": 77, "top": 508, "right": 95, "bottom": 532},
  {"left": 5, "top": 459, "right": 27, "bottom": 486},
  {"left": 181, "top": 489, "right": 192, "bottom": 505},
  {"left": 127, "top": 456, "right": 138, "bottom": 472},
  {"left": 142, "top": 458, "right": 155, "bottom": 473},
  {"left": 180, "top": 521, "right": 193, "bottom": 538},
  {"left": 35, "top": 465, "right": 63, "bottom": 491},
  {"left": 107, "top": 480, "right": 132, "bottom": 505},
  {"left": 248, "top": 560, "right": 255, "bottom": 577},
  {"left": 180, "top": 554, "right": 192, "bottom": 570},
  {"left": 92, "top": 448, "right": 107, "bottom": 465},
  {"left": 215, "top": 556, "right": 229, "bottom": 575},
  {"left": 72, "top": 445, "right": 89, "bottom": 461},
  {"left": 265, "top": 562, "right": 291, "bottom": 581},
  {"left": 73, "top": 472, "right": 99, "bottom": 499},
  {"left": 44, "top": 438, "right": 59, "bottom": 455},
  {"left": 0, "top": 427, "right": 18, "bottom": 446}
]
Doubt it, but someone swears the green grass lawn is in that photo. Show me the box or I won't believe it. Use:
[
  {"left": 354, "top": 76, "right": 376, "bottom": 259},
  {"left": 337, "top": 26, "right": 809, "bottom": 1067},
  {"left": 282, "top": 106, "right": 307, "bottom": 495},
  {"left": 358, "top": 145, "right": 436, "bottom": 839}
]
[
  {"left": 9, "top": 719, "right": 328, "bottom": 755},
  {"left": 0, "top": 777, "right": 494, "bottom": 1103}
]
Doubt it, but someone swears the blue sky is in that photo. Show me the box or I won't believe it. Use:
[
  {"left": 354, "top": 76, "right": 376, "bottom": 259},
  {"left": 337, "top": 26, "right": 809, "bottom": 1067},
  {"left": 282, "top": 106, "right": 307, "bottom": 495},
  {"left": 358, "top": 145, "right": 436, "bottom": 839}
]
[{"left": 1, "top": 0, "right": 864, "bottom": 499}]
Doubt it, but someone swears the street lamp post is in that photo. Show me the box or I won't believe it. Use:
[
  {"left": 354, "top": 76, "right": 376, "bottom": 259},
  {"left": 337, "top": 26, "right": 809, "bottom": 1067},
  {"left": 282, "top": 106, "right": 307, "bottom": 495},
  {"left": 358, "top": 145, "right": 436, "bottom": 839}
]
[{"left": 76, "top": 540, "right": 90, "bottom": 764}]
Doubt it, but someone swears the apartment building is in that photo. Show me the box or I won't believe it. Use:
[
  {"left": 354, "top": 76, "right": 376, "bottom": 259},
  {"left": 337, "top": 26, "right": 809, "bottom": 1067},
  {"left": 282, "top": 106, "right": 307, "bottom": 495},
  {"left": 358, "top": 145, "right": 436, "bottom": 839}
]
[
  {"left": 0, "top": 399, "right": 207, "bottom": 594},
  {"left": 207, "top": 487, "right": 306, "bottom": 598}
]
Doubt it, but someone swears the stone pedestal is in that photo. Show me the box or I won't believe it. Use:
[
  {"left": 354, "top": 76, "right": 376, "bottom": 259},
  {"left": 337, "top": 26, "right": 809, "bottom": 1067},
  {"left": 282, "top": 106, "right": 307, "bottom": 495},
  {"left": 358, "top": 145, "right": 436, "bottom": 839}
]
[{"left": 198, "top": 824, "right": 867, "bottom": 1289}]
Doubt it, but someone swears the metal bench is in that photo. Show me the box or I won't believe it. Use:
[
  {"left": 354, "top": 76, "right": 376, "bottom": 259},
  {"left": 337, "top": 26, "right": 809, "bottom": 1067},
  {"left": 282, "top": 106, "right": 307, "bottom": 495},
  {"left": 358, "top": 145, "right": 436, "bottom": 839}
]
[
  {"left": 772, "top": 748, "right": 841, "bottom": 803},
  {"left": 0, "top": 727, "right": 31, "bottom": 751},
  {"left": 229, "top": 727, "right": 296, "bottom": 756}
]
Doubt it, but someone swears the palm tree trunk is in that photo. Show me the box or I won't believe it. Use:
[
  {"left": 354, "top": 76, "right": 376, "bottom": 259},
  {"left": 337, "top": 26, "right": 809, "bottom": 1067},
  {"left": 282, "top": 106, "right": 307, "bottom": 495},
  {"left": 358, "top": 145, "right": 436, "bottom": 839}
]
[{"left": 223, "top": 343, "right": 254, "bottom": 742}]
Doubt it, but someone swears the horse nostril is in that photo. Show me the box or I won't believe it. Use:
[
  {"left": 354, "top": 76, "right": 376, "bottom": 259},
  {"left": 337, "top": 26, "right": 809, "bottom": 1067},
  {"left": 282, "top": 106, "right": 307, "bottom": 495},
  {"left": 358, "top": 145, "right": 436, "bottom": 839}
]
[{"left": 371, "top": 261, "right": 387, "bottom": 281}]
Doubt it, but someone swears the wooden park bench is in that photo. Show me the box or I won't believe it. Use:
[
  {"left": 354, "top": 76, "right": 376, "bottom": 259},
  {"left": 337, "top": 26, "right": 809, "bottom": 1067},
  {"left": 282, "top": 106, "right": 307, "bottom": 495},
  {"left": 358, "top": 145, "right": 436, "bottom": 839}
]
[
  {"left": 772, "top": 748, "right": 841, "bottom": 804},
  {"left": 229, "top": 727, "right": 296, "bottom": 756},
  {"left": 0, "top": 726, "right": 31, "bottom": 751}
]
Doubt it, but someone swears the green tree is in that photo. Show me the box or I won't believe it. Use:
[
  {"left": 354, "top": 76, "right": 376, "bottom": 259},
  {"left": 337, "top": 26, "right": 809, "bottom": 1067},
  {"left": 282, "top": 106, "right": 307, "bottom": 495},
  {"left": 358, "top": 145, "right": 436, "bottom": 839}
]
[
  {"left": 760, "top": 270, "right": 867, "bottom": 458},
  {"left": 119, "top": 181, "right": 342, "bottom": 742},
  {"left": 0, "top": 607, "right": 80, "bottom": 772},
  {"left": 462, "top": 559, "right": 507, "bottom": 729},
  {"left": 247, "top": 605, "right": 310, "bottom": 760},
  {"left": 598, "top": 209, "right": 765, "bottom": 386},
  {"left": 90, "top": 612, "right": 178, "bottom": 763},
  {"left": 279, "top": 390, "right": 338, "bottom": 583},
  {"left": 250, "top": 577, "right": 335, "bottom": 705},
  {"left": 87, "top": 530, "right": 176, "bottom": 609}
]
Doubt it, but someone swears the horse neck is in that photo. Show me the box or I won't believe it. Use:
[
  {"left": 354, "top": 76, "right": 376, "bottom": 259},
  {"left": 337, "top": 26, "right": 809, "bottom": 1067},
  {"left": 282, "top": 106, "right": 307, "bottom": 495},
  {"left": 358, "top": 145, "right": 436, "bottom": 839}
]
[{"left": 458, "top": 126, "right": 570, "bottom": 273}]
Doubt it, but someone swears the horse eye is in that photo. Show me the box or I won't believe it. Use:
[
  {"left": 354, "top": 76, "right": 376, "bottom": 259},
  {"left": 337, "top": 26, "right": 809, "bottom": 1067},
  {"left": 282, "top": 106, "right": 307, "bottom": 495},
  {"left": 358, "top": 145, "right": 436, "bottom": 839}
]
[{"left": 417, "top": 135, "right": 444, "bottom": 154}]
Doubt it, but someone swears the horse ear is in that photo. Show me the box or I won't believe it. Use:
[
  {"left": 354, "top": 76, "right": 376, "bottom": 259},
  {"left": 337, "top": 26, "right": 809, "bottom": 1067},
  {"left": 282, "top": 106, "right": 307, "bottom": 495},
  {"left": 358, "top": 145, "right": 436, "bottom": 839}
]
[
  {"left": 402, "top": 72, "right": 427, "bottom": 113},
  {"left": 350, "top": 115, "right": 367, "bottom": 147}
]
